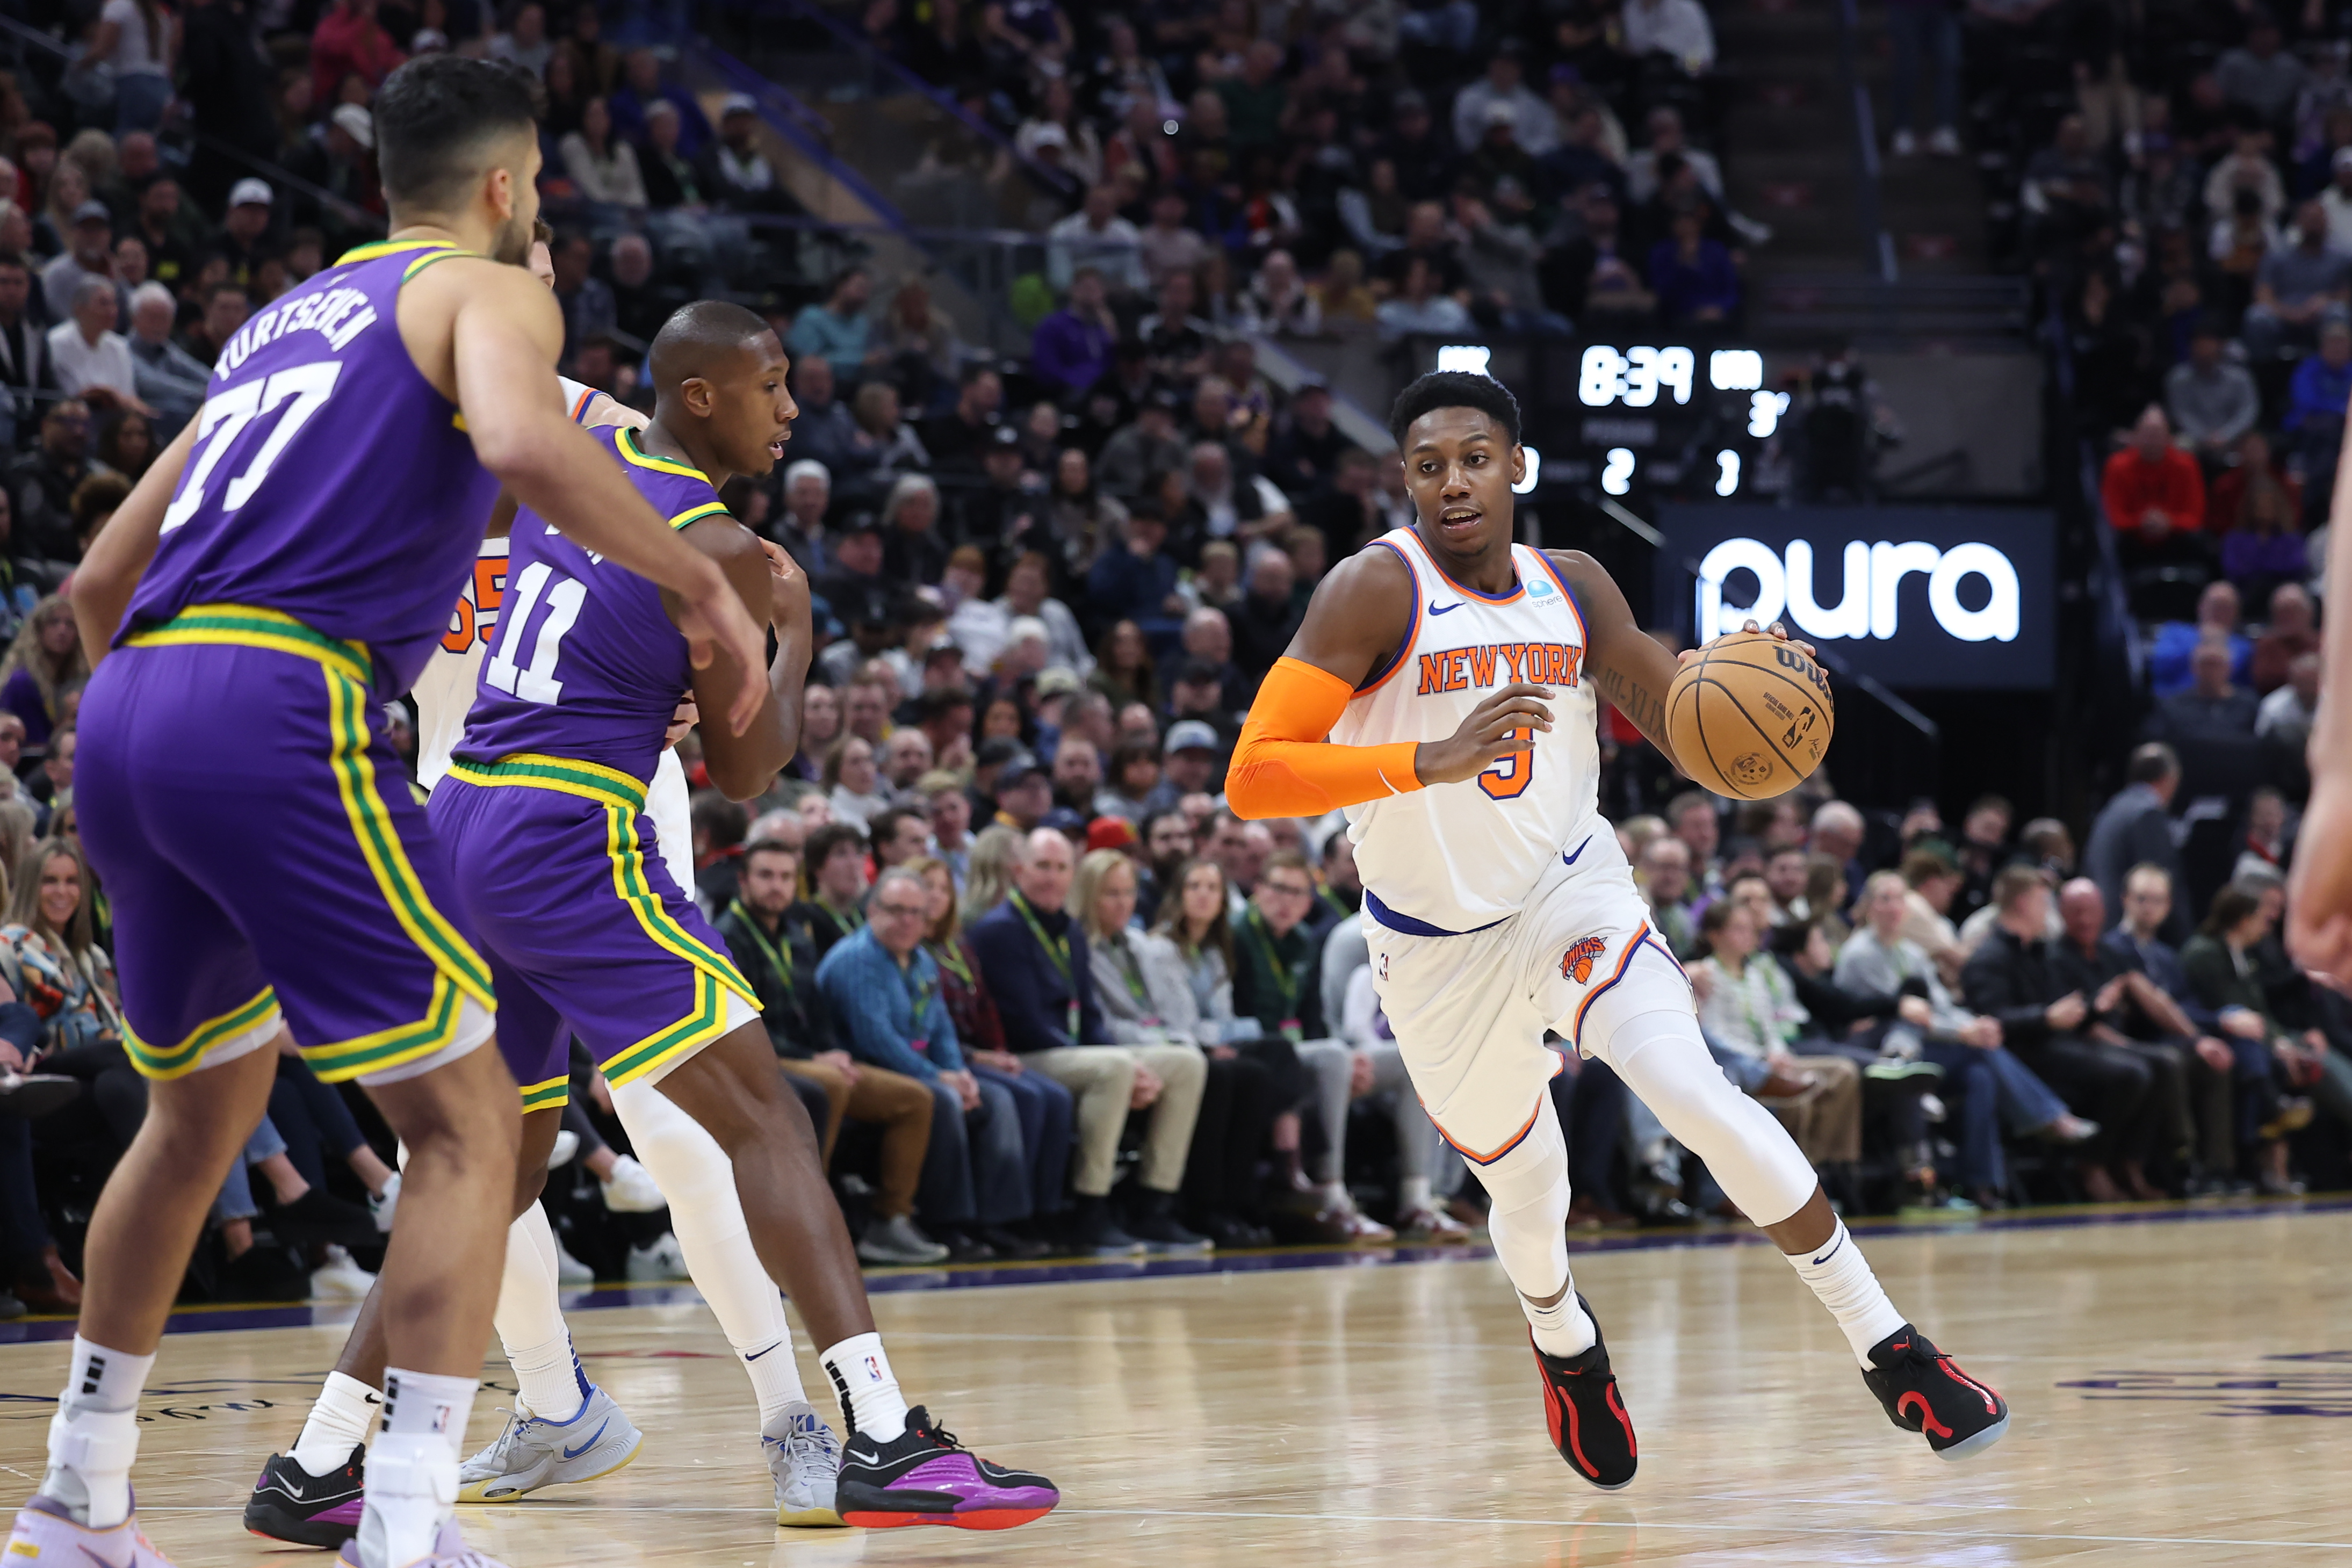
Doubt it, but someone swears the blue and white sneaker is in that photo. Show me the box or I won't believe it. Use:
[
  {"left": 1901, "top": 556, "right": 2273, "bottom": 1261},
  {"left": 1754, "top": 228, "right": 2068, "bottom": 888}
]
[
  {"left": 456, "top": 1385, "right": 644, "bottom": 1502},
  {"left": 762, "top": 1400, "right": 846, "bottom": 1527}
]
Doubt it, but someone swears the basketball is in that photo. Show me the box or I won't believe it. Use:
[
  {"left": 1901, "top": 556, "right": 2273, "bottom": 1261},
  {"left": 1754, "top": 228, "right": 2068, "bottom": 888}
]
[{"left": 1664, "top": 630, "right": 1835, "bottom": 800}]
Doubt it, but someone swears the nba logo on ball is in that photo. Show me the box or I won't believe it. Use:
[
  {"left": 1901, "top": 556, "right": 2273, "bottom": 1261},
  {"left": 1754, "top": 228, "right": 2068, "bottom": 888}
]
[{"left": 1663, "top": 631, "right": 1836, "bottom": 801}]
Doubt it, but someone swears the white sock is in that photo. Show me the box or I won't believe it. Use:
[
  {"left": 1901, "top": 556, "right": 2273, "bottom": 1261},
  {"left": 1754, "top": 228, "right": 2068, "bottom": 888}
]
[
  {"left": 609, "top": 1076, "right": 806, "bottom": 1429},
  {"left": 1785, "top": 1219, "right": 1907, "bottom": 1368},
  {"left": 819, "top": 1333, "right": 908, "bottom": 1441},
  {"left": 1398, "top": 1175, "right": 1433, "bottom": 1212},
  {"left": 40, "top": 1337, "right": 153, "bottom": 1527},
  {"left": 1521, "top": 1288, "right": 1598, "bottom": 1359},
  {"left": 361, "top": 1368, "right": 476, "bottom": 1568},
  {"left": 495, "top": 1204, "right": 587, "bottom": 1422},
  {"left": 1317, "top": 1179, "right": 1350, "bottom": 1210},
  {"left": 291, "top": 1370, "right": 381, "bottom": 1477}
]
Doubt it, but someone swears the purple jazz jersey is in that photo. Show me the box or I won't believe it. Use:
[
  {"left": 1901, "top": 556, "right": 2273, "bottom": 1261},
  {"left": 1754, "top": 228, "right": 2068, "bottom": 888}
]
[
  {"left": 436, "top": 428, "right": 756, "bottom": 1089},
  {"left": 80, "top": 633, "right": 494, "bottom": 1082},
  {"left": 124, "top": 240, "right": 502, "bottom": 697},
  {"left": 453, "top": 425, "right": 728, "bottom": 781},
  {"left": 83, "top": 239, "right": 505, "bottom": 1082}
]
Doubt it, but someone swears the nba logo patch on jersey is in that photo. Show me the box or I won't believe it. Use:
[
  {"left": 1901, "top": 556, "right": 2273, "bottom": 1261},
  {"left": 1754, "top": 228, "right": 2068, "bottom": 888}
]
[{"left": 1561, "top": 936, "right": 1609, "bottom": 984}]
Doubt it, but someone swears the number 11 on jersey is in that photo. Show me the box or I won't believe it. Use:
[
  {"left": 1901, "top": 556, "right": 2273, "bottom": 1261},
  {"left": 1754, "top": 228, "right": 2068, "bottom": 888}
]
[{"left": 485, "top": 560, "right": 585, "bottom": 706}]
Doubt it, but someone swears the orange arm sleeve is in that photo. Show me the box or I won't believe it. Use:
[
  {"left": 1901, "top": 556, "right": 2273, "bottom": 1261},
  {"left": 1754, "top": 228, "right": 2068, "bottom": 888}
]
[{"left": 1226, "top": 656, "right": 1424, "bottom": 820}]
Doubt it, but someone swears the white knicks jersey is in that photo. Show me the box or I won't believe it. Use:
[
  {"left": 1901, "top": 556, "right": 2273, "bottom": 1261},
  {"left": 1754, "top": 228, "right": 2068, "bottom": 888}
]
[{"left": 1333, "top": 526, "right": 1598, "bottom": 934}]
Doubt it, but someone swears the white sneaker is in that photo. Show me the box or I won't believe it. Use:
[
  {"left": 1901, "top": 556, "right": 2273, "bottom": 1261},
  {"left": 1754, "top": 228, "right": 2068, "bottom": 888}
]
[
  {"left": 553, "top": 1240, "right": 594, "bottom": 1285},
  {"left": 598, "top": 1154, "right": 665, "bottom": 1213},
  {"left": 763, "top": 1400, "right": 846, "bottom": 1527},
  {"left": 625, "top": 1232, "right": 688, "bottom": 1281},
  {"left": 1927, "top": 125, "right": 1961, "bottom": 156},
  {"left": 369, "top": 1173, "right": 399, "bottom": 1233},
  {"left": 1891, "top": 128, "right": 1918, "bottom": 157},
  {"left": 458, "top": 1386, "right": 644, "bottom": 1502},
  {"left": 310, "top": 1245, "right": 374, "bottom": 1299},
  {"left": 546, "top": 1129, "right": 580, "bottom": 1170},
  {"left": 855, "top": 1213, "right": 950, "bottom": 1266}
]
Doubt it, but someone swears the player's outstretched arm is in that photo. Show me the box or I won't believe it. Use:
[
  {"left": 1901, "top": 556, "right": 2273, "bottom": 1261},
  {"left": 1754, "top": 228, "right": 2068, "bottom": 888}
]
[
  {"left": 2288, "top": 429, "right": 2352, "bottom": 981},
  {"left": 674, "top": 520, "right": 795, "bottom": 800},
  {"left": 437, "top": 264, "right": 766, "bottom": 733},
  {"left": 70, "top": 415, "right": 199, "bottom": 669},
  {"left": 1227, "top": 544, "right": 1555, "bottom": 818}
]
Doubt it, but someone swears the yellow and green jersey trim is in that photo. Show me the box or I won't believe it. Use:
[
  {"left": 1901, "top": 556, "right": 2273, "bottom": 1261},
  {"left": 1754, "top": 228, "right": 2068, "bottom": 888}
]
[
  {"left": 447, "top": 751, "right": 757, "bottom": 1087},
  {"left": 122, "top": 986, "right": 280, "bottom": 1081},
  {"left": 446, "top": 751, "right": 648, "bottom": 814},
  {"left": 668, "top": 500, "right": 731, "bottom": 530},
  {"left": 615, "top": 427, "right": 710, "bottom": 482},
  {"left": 518, "top": 1073, "right": 572, "bottom": 1112},
  {"left": 334, "top": 238, "right": 479, "bottom": 279},
  {"left": 125, "top": 603, "right": 370, "bottom": 689}
]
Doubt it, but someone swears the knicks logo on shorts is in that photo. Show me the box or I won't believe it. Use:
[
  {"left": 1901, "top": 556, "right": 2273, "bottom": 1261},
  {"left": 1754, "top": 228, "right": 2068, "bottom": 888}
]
[{"left": 1561, "top": 937, "right": 1610, "bottom": 985}]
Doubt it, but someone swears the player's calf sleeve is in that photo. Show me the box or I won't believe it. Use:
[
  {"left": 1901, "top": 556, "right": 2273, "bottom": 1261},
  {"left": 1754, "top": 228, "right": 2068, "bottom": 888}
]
[
  {"left": 1600, "top": 1005, "right": 1819, "bottom": 1227},
  {"left": 1469, "top": 1094, "right": 1596, "bottom": 1356},
  {"left": 495, "top": 1204, "right": 588, "bottom": 1424},
  {"left": 609, "top": 1078, "right": 807, "bottom": 1425}
]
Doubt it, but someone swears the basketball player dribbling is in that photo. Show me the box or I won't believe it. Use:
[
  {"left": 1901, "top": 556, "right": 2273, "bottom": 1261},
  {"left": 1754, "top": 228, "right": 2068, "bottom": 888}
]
[
  {"left": 11, "top": 56, "right": 771, "bottom": 1568},
  {"left": 1228, "top": 371, "right": 2009, "bottom": 1486},
  {"left": 243, "top": 237, "right": 854, "bottom": 1550}
]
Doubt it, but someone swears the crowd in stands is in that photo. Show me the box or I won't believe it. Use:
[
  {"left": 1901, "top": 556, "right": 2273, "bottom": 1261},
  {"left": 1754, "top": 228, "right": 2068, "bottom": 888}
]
[
  {"left": 0, "top": 0, "right": 2336, "bottom": 1314},
  {"left": 2012, "top": 1, "right": 2352, "bottom": 620}
]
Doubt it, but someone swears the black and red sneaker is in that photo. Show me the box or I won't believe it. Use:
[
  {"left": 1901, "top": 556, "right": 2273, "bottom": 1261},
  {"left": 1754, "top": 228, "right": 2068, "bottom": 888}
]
[
  {"left": 1862, "top": 1324, "right": 2009, "bottom": 1461},
  {"left": 1529, "top": 1294, "right": 1637, "bottom": 1490}
]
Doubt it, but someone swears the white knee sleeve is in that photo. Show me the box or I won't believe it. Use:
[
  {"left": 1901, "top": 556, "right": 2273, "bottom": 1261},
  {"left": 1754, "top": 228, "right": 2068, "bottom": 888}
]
[
  {"left": 609, "top": 1080, "right": 807, "bottom": 1429},
  {"left": 494, "top": 1203, "right": 569, "bottom": 1354},
  {"left": 608, "top": 1079, "right": 791, "bottom": 1354},
  {"left": 1600, "top": 1005, "right": 1818, "bottom": 1227},
  {"left": 1473, "top": 1090, "right": 1574, "bottom": 1301}
]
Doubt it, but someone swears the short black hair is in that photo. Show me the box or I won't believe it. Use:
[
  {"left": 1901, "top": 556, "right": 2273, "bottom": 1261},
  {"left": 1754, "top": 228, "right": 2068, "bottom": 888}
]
[
  {"left": 373, "top": 54, "right": 541, "bottom": 213},
  {"left": 648, "top": 298, "right": 774, "bottom": 393},
  {"left": 1387, "top": 369, "right": 1521, "bottom": 448}
]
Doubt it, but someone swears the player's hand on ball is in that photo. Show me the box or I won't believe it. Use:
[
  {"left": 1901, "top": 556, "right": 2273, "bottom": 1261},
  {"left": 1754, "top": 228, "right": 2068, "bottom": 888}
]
[
  {"left": 1677, "top": 619, "right": 1818, "bottom": 669},
  {"left": 1415, "top": 681, "right": 1553, "bottom": 786}
]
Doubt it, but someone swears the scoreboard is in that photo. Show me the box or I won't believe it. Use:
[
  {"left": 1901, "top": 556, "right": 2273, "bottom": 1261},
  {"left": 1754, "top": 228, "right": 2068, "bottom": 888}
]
[{"left": 1433, "top": 341, "right": 1782, "bottom": 502}]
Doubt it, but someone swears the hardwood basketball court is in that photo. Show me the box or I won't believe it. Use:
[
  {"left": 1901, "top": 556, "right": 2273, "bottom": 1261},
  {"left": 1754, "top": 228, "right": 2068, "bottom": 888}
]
[{"left": 2, "top": 1200, "right": 2343, "bottom": 1566}]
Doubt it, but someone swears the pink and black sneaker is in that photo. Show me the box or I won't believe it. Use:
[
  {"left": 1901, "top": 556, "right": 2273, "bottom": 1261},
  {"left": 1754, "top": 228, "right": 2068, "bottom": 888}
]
[
  {"left": 244, "top": 1445, "right": 366, "bottom": 1547},
  {"left": 835, "top": 1406, "right": 1058, "bottom": 1531}
]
